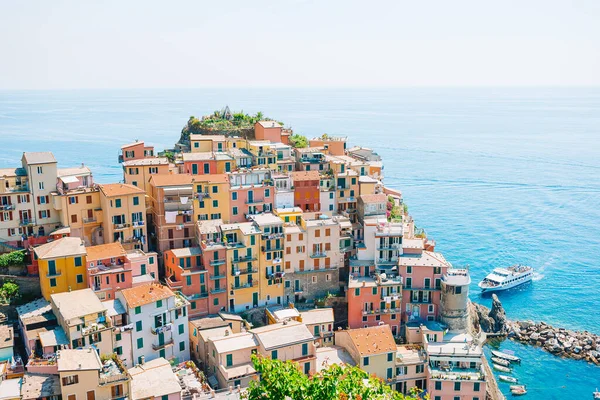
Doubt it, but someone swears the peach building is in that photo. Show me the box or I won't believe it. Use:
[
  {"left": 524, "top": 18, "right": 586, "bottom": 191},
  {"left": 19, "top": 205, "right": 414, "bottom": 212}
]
[
  {"left": 197, "top": 220, "right": 228, "bottom": 314},
  {"left": 293, "top": 148, "right": 329, "bottom": 172},
  {"left": 163, "top": 247, "right": 209, "bottom": 318},
  {"left": 98, "top": 183, "right": 148, "bottom": 252},
  {"left": 147, "top": 174, "right": 195, "bottom": 253},
  {"left": 122, "top": 158, "right": 170, "bottom": 194},
  {"left": 119, "top": 140, "right": 155, "bottom": 163},
  {"left": 291, "top": 170, "right": 320, "bottom": 212},
  {"left": 308, "top": 136, "right": 347, "bottom": 156},
  {"left": 206, "top": 332, "right": 259, "bottom": 390},
  {"left": 346, "top": 273, "right": 403, "bottom": 336},
  {"left": 181, "top": 153, "right": 217, "bottom": 175},
  {"left": 254, "top": 121, "right": 282, "bottom": 143},
  {"left": 394, "top": 345, "right": 427, "bottom": 394},
  {"left": 228, "top": 169, "right": 274, "bottom": 223}
]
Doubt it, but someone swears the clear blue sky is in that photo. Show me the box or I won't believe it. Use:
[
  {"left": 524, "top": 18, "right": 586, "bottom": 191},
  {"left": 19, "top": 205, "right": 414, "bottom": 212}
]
[{"left": 1, "top": 0, "right": 599, "bottom": 89}]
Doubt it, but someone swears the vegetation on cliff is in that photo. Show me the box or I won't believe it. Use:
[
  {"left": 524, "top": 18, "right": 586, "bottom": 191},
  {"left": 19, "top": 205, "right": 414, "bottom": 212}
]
[
  {"left": 289, "top": 133, "right": 309, "bottom": 148},
  {"left": 244, "top": 355, "right": 424, "bottom": 400}
]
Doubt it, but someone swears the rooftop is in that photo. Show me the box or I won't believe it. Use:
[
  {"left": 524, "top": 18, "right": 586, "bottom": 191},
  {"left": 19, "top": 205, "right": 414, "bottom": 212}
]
[
  {"left": 20, "top": 373, "right": 61, "bottom": 400},
  {"left": 122, "top": 157, "right": 169, "bottom": 166},
  {"left": 397, "top": 251, "right": 451, "bottom": 268},
  {"left": 251, "top": 321, "right": 313, "bottom": 350},
  {"left": 198, "top": 219, "right": 223, "bottom": 235},
  {"left": 182, "top": 152, "right": 214, "bottom": 162},
  {"left": 169, "top": 247, "right": 202, "bottom": 258},
  {"left": 299, "top": 308, "right": 334, "bottom": 326},
  {"left": 190, "top": 316, "right": 230, "bottom": 330},
  {"left": 51, "top": 289, "right": 107, "bottom": 322},
  {"left": 442, "top": 269, "right": 471, "bottom": 286},
  {"left": 121, "top": 141, "right": 145, "bottom": 149},
  {"left": 267, "top": 306, "right": 300, "bottom": 323},
  {"left": 343, "top": 325, "right": 396, "bottom": 357},
  {"left": 23, "top": 152, "right": 57, "bottom": 165},
  {"left": 189, "top": 134, "right": 227, "bottom": 141},
  {"left": 85, "top": 242, "right": 126, "bottom": 261},
  {"left": 359, "top": 193, "right": 387, "bottom": 203},
  {"left": 426, "top": 333, "right": 483, "bottom": 357},
  {"left": 291, "top": 170, "right": 320, "bottom": 182},
  {"left": 58, "top": 166, "right": 92, "bottom": 178},
  {"left": 315, "top": 346, "right": 356, "bottom": 372},
  {"left": 256, "top": 120, "right": 281, "bottom": 129},
  {"left": 195, "top": 173, "right": 229, "bottom": 183},
  {"left": 119, "top": 283, "right": 174, "bottom": 309},
  {"left": 129, "top": 358, "right": 182, "bottom": 399},
  {"left": 38, "top": 327, "right": 68, "bottom": 348},
  {"left": 0, "top": 325, "right": 13, "bottom": 350},
  {"left": 250, "top": 213, "right": 283, "bottom": 227},
  {"left": 99, "top": 183, "right": 145, "bottom": 197},
  {"left": 348, "top": 274, "right": 403, "bottom": 288},
  {"left": 17, "top": 298, "right": 53, "bottom": 323},
  {"left": 0, "top": 378, "right": 21, "bottom": 400},
  {"left": 396, "top": 346, "right": 426, "bottom": 365},
  {"left": 57, "top": 348, "right": 102, "bottom": 371},
  {"left": 102, "top": 299, "right": 127, "bottom": 318},
  {"left": 149, "top": 174, "right": 194, "bottom": 187},
  {"left": 33, "top": 237, "right": 86, "bottom": 259},
  {"left": 211, "top": 332, "right": 258, "bottom": 354},
  {"left": 0, "top": 167, "right": 26, "bottom": 177},
  {"left": 198, "top": 326, "right": 232, "bottom": 343}
]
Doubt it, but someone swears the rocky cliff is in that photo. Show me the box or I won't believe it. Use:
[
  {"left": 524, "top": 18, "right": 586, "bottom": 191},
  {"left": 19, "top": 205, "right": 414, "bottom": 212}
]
[{"left": 470, "top": 294, "right": 509, "bottom": 333}]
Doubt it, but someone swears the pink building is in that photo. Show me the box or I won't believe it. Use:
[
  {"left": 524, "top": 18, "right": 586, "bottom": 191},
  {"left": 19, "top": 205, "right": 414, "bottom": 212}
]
[
  {"left": 228, "top": 169, "right": 274, "bottom": 223},
  {"left": 119, "top": 140, "right": 155, "bottom": 163},
  {"left": 182, "top": 153, "right": 218, "bottom": 175}
]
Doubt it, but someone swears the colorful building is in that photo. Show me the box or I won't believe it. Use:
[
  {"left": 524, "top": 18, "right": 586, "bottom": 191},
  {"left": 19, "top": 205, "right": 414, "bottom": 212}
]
[
  {"left": 251, "top": 214, "right": 285, "bottom": 307},
  {"left": 163, "top": 247, "right": 209, "bottom": 318},
  {"left": 34, "top": 237, "right": 87, "bottom": 300},
  {"left": 291, "top": 170, "right": 320, "bottom": 212},
  {"left": 190, "top": 135, "right": 226, "bottom": 153},
  {"left": 119, "top": 140, "right": 155, "bottom": 163},
  {"left": 228, "top": 169, "right": 274, "bottom": 223},
  {"left": 308, "top": 136, "right": 347, "bottom": 156},
  {"left": 254, "top": 121, "right": 282, "bottom": 143},
  {"left": 197, "top": 220, "right": 229, "bottom": 314},
  {"left": 122, "top": 158, "right": 170, "bottom": 194},
  {"left": 193, "top": 174, "right": 230, "bottom": 224}
]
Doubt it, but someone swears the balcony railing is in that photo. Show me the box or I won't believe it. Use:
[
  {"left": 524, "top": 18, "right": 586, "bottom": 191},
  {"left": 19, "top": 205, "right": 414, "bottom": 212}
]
[
  {"left": 210, "top": 273, "right": 226, "bottom": 280},
  {"left": 232, "top": 268, "right": 258, "bottom": 276},
  {"left": 362, "top": 308, "right": 402, "bottom": 316},
  {"left": 113, "top": 223, "right": 130, "bottom": 230},
  {"left": 210, "top": 287, "right": 227, "bottom": 294},
  {"left": 7, "top": 184, "right": 29, "bottom": 193},
  {"left": 231, "top": 281, "right": 258, "bottom": 290},
  {"left": 152, "top": 339, "right": 174, "bottom": 351},
  {"left": 0, "top": 204, "right": 15, "bottom": 211},
  {"left": 83, "top": 217, "right": 97, "bottom": 224},
  {"left": 245, "top": 198, "right": 265, "bottom": 205},
  {"left": 294, "top": 286, "right": 304, "bottom": 294},
  {"left": 309, "top": 252, "right": 327, "bottom": 258},
  {"left": 209, "top": 258, "right": 226, "bottom": 266},
  {"left": 46, "top": 270, "right": 62, "bottom": 278},
  {"left": 132, "top": 220, "right": 145, "bottom": 227},
  {"left": 20, "top": 219, "right": 36, "bottom": 226},
  {"left": 232, "top": 255, "right": 257, "bottom": 263}
]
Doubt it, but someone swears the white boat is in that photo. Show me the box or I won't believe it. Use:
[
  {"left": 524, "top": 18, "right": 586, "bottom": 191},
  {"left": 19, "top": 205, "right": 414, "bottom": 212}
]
[
  {"left": 499, "top": 375, "right": 518, "bottom": 383},
  {"left": 478, "top": 265, "right": 534, "bottom": 292},
  {"left": 493, "top": 363, "right": 512, "bottom": 373},
  {"left": 510, "top": 385, "right": 526, "bottom": 391},
  {"left": 511, "top": 387, "right": 527, "bottom": 396},
  {"left": 593, "top": 389, "right": 600, "bottom": 399},
  {"left": 491, "top": 357, "right": 511, "bottom": 367},
  {"left": 491, "top": 350, "right": 521, "bottom": 363}
]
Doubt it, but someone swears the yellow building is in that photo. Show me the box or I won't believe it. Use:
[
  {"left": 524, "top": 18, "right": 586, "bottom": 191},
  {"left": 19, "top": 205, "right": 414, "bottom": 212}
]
[
  {"left": 246, "top": 141, "right": 277, "bottom": 170},
  {"left": 214, "top": 152, "right": 235, "bottom": 174},
  {"left": 99, "top": 183, "right": 148, "bottom": 252},
  {"left": 193, "top": 174, "right": 231, "bottom": 224},
  {"left": 190, "top": 134, "right": 226, "bottom": 152},
  {"left": 122, "top": 158, "right": 170, "bottom": 194},
  {"left": 274, "top": 207, "right": 303, "bottom": 225},
  {"left": 220, "top": 222, "right": 261, "bottom": 312},
  {"left": 251, "top": 214, "right": 285, "bottom": 307},
  {"left": 34, "top": 237, "right": 87, "bottom": 300}
]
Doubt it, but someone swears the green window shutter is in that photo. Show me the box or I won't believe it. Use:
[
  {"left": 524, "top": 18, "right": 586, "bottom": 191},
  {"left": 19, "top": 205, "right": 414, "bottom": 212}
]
[
  {"left": 137, "top": 338, "right": 143, "bottom": 349},
  {"left": 271, "top": 350, "right": 277, "bottom": 360},
  {"left": 179, "top": 324, "right": 184, "bottom": 334},
  {"left": 76, "top": 274, "right": 83, "bottom": 283},
  {"left": 74, "top": 257, "right": 82, "bottom": 267},
  {"left": 136, "top": 321, "right": 142, "bottom": 332},
  {"left": 354, "top": 288, "right": 360, "bottom": 296},
  {"left": 116, "top": 333, "right": 122, "bottom": 341},
  {"left": 135, "top": 306, "right": 141, "bottom": 314},
  {"left": 226, "top": 354, "right": 233, "bottom": 367},
  {"left": 302, "top": 343, "right": 308, "bottom": 356},
  {"left": 157, "top": 299, "right": 163, "bottom": 308},
  {"left": 186, "top": 276, "right": 192, "bottom": 286},
  {"left": 179, "top": 341, "right": 185, "bottom": 351}
]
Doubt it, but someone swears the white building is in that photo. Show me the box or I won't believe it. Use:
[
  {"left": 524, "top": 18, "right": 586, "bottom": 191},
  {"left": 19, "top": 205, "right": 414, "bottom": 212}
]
[
  {"left": 116, "top": 283, "right": 190, "bottom": 366},
  {"left": 273, "top": 174, "right": 294, "bottom": 209}
]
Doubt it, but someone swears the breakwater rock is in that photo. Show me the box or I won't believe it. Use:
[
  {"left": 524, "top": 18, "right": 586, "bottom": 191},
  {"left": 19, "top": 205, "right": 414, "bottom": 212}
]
[
  {"left": 470, "top": 294, "right": 509, "bottom": 334},
  {"left": 507, "top": 320, "right": 600, "bottom": 365}
]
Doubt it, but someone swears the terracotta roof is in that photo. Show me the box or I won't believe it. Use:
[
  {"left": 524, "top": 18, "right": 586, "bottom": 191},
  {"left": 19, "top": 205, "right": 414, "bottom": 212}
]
[
  {"left": 119, "top": 283, "right": 174, "bottom": 309},
  {"left": 99, "top": 183, "right": 145, "bottom": 197},
  {"left": 33, "top": 237, "right": 86, "bottom": 259},
  {"left": 256, "top": 120, "right": 281, "bottom": 128},
  {"left": 345, "top": 325, "right": 396, "bottom": 356},
  {"left": 291, "top": 170, "right": 320, "bottom": 182},
  {"left": 360, "top": 193, "right": 387, "bottom": 203},
  {"left": 85, "top": 242, "right": 126, "bottom": 261},
  {"left": 149, "top": 174, "right": 194, "bottom": 187}
]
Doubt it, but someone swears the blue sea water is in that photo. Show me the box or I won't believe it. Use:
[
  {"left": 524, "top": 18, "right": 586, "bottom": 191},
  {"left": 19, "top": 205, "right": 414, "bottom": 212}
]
[{"left": 1, "top": 88, "right": 599, "bottom": 398}]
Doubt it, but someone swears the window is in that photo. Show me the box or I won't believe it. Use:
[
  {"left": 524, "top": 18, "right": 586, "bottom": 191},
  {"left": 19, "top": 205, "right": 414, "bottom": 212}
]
[
  {"left": 226, "top": 354, "right": 233, "bottom": 366},
  {"left": 213, "top": 298, "right": 219, "bottom": 306},
  {"left": 304, "top": 362, "right": 310, "bottom": 375},
  {"left": 474, "top": 382, "right": 480, "bottom": 392},
  {"left": 232, "top": 207, "right": 238, "bottom": 215},
  {"left": 213, "top": 200, "right": 218, "bottom": 207},
  {"left": 363, "top": 357, "right": 369, "bottom": 366},
  {"left": 455, "top": 286, "right": 462, "bottom": 294},
  {"left": 302, "top": 343, "right": 308, "bottom": 356},
  {"left": 271, "top": 350, "right": 278, "bottom": 360},
  {"left": 157, "top": 299, "right": 163, "bottom": 308},
  {"left": 387, "top": 367, "right": 393, "bottom": 379},
  {"left": 116, "top": 333, "right": 122, "bottom": 341},
  {"left": 179, "top": 341, "right": 185, "bottom": 351},
  {"left": 137, "top": 338, "right": 143, "bottom": 349},
  {"left": 454, "top": 382, "right": 461, "bottom": 391},
  {"left": 354, "top": 288, "right": 360, "bottom": 296},
  {"left": 136, "top": 321, "right": 142, "bottom": 332},
  {"left": 75, "top": 257, "right": 82, "bottom": 267},
  {"left": 178, "top": 324, "right": 184, "bottom": 334},
  {"left": 232, "top": 192, "right": 237, "bottom": 200},
  {"left": 62, "top": 375, "right": 78, "bottom": 386},
  {"left": 372, "top": 287, "right": 377, "bottom": 295},
  {"left": 76, "top": 274, "right": 83, "bottom": 283},
  {"left": 265, "top": 189, "right": 270, "bottom": 197},
  {"left": 406, "top": 266, "right": 412, "bottom": 274},
  {"left": 115, "top": 199, "right": 122, "bottom": 208},
  {"left": 387, "top": 352, "right": 393, "bottom": 362},
  {"left": 50, "top": 278, "right": 57, "bottom": 287},
  {"left": 37, "top": 166, "right": 43, "bottom": 174},
  {"left": 135, "top": 306, "right": 141, "bottom": 314},
  {"left": 435, "top": 381, "right": 442, "bottom": 390},
  {"left": 212, "top": 185, "right": 218, "bottom": 193},
  {"left": 38, "top": 182, "right": 44, "bottom": 190},
  {"left": 133, "top": 196, "right": 139, "bottom": 206},
  {"left": 416, "top": 364, "right": 424, "bottom": 373}
]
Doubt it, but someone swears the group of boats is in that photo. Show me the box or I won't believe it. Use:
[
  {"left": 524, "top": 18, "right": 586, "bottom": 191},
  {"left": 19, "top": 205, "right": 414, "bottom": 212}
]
[{"left": 491, "top": 350, "right": 527, "bottom": 396}]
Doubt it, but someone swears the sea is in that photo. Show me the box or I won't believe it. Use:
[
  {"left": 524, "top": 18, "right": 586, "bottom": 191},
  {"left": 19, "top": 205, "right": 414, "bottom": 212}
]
[{"left": 1, "top": 88, "right": 599, "bottom": 398}]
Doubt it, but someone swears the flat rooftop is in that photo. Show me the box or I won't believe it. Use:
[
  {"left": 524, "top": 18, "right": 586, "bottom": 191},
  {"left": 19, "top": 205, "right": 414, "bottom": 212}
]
[
  {"left": 51, "top": 289, "right": 107, "bottom": 322},
  {"left": 129, "top": 358, "right": 182, "bottom": 399},
  {"left": 57, "top": 348, "right": 102, "bottom": 371}
]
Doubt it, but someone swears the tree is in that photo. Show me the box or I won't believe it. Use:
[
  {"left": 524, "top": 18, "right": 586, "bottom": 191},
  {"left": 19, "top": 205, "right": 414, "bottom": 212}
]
[
  {"left": 244, "top": 355, "right": 424, "bottom": 400},
  {"left": 0, "top": 250, "right": 26, "bottom": 268},
  {"left": 289, "top": 134, "right": 309, "bottom": 149},
  {"left": 0, "top": 281, "right": 19, "bottom": 304}
]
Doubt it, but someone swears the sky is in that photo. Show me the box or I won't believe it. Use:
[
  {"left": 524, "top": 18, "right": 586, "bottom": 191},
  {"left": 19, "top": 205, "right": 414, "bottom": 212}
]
[{"left": 1, "top": 0, "right": 599, "bottom": 89}]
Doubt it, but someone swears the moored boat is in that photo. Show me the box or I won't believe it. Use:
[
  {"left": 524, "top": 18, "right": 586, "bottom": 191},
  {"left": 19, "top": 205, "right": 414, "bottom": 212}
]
[
  {"left": 491, "top": 357, "right": 511, "bottom": 367},
  {"left": 593, "top": 388, "right": 600, "bottom": 399},
  {"left": 479, "top": 265, "right": 534, "bottom": 292},
  {"left": 511, "top": 387, "right": 527, "bottom": 396},
  {"left": 491, "top": 350, "right": 521, "bottom": 363},
  {"left": 493, "top": 363, "right": 512, "bottom": 373},
  {"left": 499, "top": 375, "right": 518, "bottom": 383}
]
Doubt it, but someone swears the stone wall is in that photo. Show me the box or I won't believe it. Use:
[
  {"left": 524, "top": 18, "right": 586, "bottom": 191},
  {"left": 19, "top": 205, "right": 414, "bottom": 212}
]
[{"left": 284, "top": 269, "right": 341, "bottom": 306}]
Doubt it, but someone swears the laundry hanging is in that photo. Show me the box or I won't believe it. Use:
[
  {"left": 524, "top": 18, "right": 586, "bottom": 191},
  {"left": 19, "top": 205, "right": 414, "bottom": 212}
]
[{"left": 165, "top": 211, "right": 178, "bottom": 223}]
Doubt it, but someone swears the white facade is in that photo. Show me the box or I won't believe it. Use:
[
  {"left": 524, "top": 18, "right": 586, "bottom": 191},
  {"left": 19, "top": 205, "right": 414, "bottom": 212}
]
[
  {"left": 115, "top": 290, "right": 190, "bottom": 366},
  {"left": 319, "top": 189, "right": 336, "bottom": 215}
]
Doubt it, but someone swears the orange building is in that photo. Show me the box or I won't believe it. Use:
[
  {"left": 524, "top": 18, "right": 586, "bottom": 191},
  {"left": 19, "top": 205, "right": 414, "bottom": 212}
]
[
  {"left": 118, "top": 140, "right": 155, "bottom": 163},
  {"left": 254, "top": 121, "right": 282, "bottom": 143},
  {"left": 164, "top": 247, "right": 211, "bottom": 317},
  {"left": 308, "top": 136, "right": 347, "bottom": 156},
  {"left": 291, "top": 171, "right": 320, "bottom": 212}
]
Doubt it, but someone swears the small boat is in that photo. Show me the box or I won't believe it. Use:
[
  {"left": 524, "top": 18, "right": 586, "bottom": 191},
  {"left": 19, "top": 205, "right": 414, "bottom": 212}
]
[
  {"left": 491, "top": 357, "right": 511, "bottom": 367},
  {"left": 499, "top": 375, "right": 518, "bottom": 383},
  {"left": 493, "top": 363, "right": 512, "bottom": 373},
  {"left": 511, "top": 387, "right": 527, "bottom": 396},
  {"left": 491, "top": 350, "right": 521, "bottom": 363},
  {"left": 510, "top": 385, "right": 526, "bottom": 391},
  {"left": 593, "top": 388, "right": 600, "bottom": 399},
  {"left": 479, "top": 265, "right": 534, "bottom": 292}
]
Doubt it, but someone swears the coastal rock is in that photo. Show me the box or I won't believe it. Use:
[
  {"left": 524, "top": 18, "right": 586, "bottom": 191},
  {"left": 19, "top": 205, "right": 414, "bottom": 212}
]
[{"left": 489, "top": 294, "right": 509, "bottom": 332}]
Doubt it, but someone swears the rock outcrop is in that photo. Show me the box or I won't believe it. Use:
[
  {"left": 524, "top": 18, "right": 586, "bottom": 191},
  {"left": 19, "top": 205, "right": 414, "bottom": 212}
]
[
  {"left": 507, "top": 320, "right": 600, "bottom": 365},
  {"left": 470, "top": 294, "right": 508, "bottom": 333}
]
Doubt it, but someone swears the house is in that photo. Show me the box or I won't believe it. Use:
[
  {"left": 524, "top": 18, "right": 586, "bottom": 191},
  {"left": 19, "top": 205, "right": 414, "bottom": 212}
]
[
  {"left": 228, "top": 169, "right": 274, "bottom": 223},
  {"left": 192, "top": 174, "right": 230, "bottom": 224},
  {"left": 357, "top": 193, "right": 387, "bottom": 219},
  {"left": 291, "top": 171, "right": 320, "bottom": 212},
  {"left": 50, "top": 289, "right": 114, "bottom": 356},
  {"left": 119, "top": 141, "right": 155, "bottom": 163},
  {"left": 57, "top": 348, "right": 131, "bottom": 400},
  {"left": 189, "top": 317, "right": 232, "bottom": 370},
  {"left": 299, "top": 308, "right": 334, "bottom": 346},
  {"left": 0, "top": 167, "right": 31, "bottom": 248},
  {"left": 394, "top": 345, "right": 427, "bottom": 395},
  {"left": 128, "top": 357, "right": 182, "bottom": 400},
  {"left": 164, "top": 247, "right": 208, "bottom": 318},
  {"left": 122, "top": 158, "right": 170, "bottom": 194},
  {"left": 206, "top": 332, "right": 259, "bottom": 390},
  {"left": 334, "top": 325, "right": 397, "bottom": 386},
  {"left": 251, "top": 214, "right": 285, "bottom": 307},
  {"left": 86, "top": 242, "right": 131, "bottom": 301},
  {"left": 254, "top": 121, "right": 282, "bottom": 143},
  {"left": 190, "top": 135, "right": 227, "bottom": 153},
  {"left": 308, "top": 136, "right": 347, "bottom": 156},
  {"left": 20, "top": 373, "right": 61, "bottom": 400},
  {"left": 16, "top": 298, "right": 58, "bottom": 358},
  {"left": 22, "top": 152, "right": 60, "bottom": 238},
  {"left": 103, "top": 299, "right": 134, "bottom": 368},
  {"left": 251, "top": 321, "right": 316, "bottom": 376},
  {"left": 115, "top": 283, "right": 190, "bottom": 366},
  {"left": 0, "top": 325, "right": 14, "bottom": 362},
  {"left": 34, "top": 237, "right": 87, "bottom": 300}
]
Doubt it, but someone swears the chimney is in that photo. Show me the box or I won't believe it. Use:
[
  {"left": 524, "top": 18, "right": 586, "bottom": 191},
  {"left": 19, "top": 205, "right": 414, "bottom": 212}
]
[{"left": 140, "top": 355, "right": 145, "bottom": 365}]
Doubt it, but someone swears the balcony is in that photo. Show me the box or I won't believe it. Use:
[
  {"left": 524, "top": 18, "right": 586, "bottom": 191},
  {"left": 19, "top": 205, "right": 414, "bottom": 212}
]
[
  {"left": 113, "top": 223, "right": 130, "bottom": 230},
  {"left": 184, "top": 292, "right": 208, "bottom": 300},
  {"left": 7, "top": 184, "right": 29, "bottom": 193},
  {"left": 428, "top": 365, "right": 485, "bottom": 382},
  {"left": 210, "top": 287, "right": 227, "bottom": 294},
  {"left": 0, "top": 204, "right": 15, "bottom": 211},
  {"left": 83, "top": 217, "right": 97, "bottom": 224},
  {"left": 209, "top": 273, "right": 226, "bottom": 280},
  {"left": 232, "top": 255, "right": 257, "bottom": 263},
  {"left": 46, "top": 270, "right": 62, "bottom": 278},
  {"left": 20, "top": 219, "right": 36, "bottom": 226},
  {"left": 261, "top": 245, "right": 284, "bottom": 252},
  {"left": 132, "top": 220, "right": 145, "bottom": 227},
  {"left": 362, "top": 308, "right": 402, "bottom": 316},
  {"left": 232, "top": 267, "right": 258, "bottom": 276},
  {"left": 209, "top": 258, "right": 226, "bottom": 266},
  {"left": 309, "top": 252, "right": 327, "bottom": 259},
  {"left": 381, "top": 292, "right": 401, "bottom": 301},
  {"left": 152, "top": 339, "right": 174, "bottom": 351},
  {"left": 261, "top": 232, "right": 284, "bottom": 240},
  {"left": 195, "top": 192, "right": 211, "bottom": 200},
  {"left": 151, "top": 323, "right": 172, "bottom": 335},
  {"left": 81, "top": 321, "right": 110, "bottom": 335},
  {"left": 231, "top": 281, "right": 258, "bottom": 290},
  {"left": 245, "top": 197, "right": 265, "bottom": 205},
  {"left": 294, "top": 286, "right": 304, "bottom": 294},
  {"left": 376, "top": 258, "right": 398, "bottom": 266}
]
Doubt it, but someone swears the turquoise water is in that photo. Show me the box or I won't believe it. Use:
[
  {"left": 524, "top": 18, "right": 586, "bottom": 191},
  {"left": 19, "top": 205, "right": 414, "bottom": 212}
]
[{"left": 1, "top": 88, "right": 599, "bottom": 398}]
